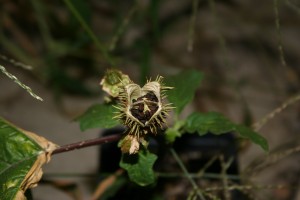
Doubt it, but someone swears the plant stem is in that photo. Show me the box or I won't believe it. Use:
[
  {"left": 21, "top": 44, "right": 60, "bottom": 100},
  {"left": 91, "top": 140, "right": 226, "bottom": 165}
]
[
  {"left": 220, "top": 156, "right": 233, "bottom": 200},
  {"left": 170, "top": 148, "right": 206, "bottom": 200},
  {"left": 52, "top": 134, "right": 121, "bottom": 155}
]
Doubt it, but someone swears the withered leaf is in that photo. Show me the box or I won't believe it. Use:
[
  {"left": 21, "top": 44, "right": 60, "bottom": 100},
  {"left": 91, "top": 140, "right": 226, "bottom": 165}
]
[{"left": 0, "top": 117, "right": 58, "bottom": 200}]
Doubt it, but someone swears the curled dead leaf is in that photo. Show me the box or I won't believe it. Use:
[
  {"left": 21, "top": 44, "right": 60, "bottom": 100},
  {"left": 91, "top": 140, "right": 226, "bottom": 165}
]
[{"left": 18, "top": 131, "right": 58, "bottom": 200}]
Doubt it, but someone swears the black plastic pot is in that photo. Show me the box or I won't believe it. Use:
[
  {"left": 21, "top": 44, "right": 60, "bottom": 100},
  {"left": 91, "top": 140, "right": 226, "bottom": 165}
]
[{"left": 98, "top": 128, "right": 247, "bottom": 200}]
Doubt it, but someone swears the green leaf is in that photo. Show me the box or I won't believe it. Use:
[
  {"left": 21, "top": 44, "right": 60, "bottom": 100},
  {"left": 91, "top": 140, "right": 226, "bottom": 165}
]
[
  {"left": 185, "top": 112, "right": 235, "bottom": 135},
  {"left": 165, "top": 70, "right": 203, "bottom": 115},
  {"left": 0, "top": 117, "right": 57, "bottom": 200},
  {"left": 235, "top": 125, "right": 269, "bottom": 152},
  {"left": 77, "top": 104, "right": 120, "bottom": 131},
  {"left": 184, "top": 112, "right": 269, "bottom": 151},
  {"left": 165, "top": 129, "right": 181, "bottom": 144},
  {"left": 120, "top": 149, "right": 157, "bottom": 186}
]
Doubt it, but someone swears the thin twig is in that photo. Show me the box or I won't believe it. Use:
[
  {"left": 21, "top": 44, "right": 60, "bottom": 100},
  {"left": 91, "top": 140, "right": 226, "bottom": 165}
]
[
  {"left": 204, "top": 184, "right": 290, "bottom": 192},
  {"left": 52, "top": 134, "right": 121, "bottom": 155},
  {"left": 220, "top": 156, "right": 233, "bottom": 200},
  {"left": 203, "top": 192, "right": 220, "bottom": 200},
  {"left": 189, "top": 189, "right": 221, "bottom": 200},
  {"left": 0, "top": 65, "right": 43, "bottom": 101},
  {"left": 253, "top": 94, "right": 300, "bottom": 131},
  {"left": 63, "top": 0, "right": 114, "bottom": 66},
  {"left": 273, "top": 0, "right": 287, "bottom": 68},
  {"left": 158, "top": 172, "right": 240, "bottom": 180},
  {"left": 170, "top": 148, "right": 206, "bottom": 200},
  {"left": 187, "top": 190, "right": 196, "bottom": 200},
  {"left": 187, "top": 0, "right": 200, "bottom": 52}
]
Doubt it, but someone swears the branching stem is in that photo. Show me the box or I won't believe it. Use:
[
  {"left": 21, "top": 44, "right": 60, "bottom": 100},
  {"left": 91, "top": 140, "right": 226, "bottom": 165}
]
[
  {"left": 170, "top": 148, "right": 206, "bottom": 200},
  {"left": 253, "top": 93, "right": 300, "bottom": 131}
]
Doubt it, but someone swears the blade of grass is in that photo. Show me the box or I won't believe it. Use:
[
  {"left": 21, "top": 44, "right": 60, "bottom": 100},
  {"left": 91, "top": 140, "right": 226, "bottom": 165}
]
[
  {"left": 0, "top": 54, "right": 32, "bottom": 70},
  {"left": 30, "top": 0, "right": 53, "bottom": 49},
  {"left": 273, "top": 0, "right": 287, "bottom": 68},
  {"left": 63, "top": 0, "right": 114, "bottom": 66},
  {"left": 286, "top": 0, "right": 300, "bottom": 15},
  {"left": 0, "top": 65, "right": 43, "bottom": 101}
]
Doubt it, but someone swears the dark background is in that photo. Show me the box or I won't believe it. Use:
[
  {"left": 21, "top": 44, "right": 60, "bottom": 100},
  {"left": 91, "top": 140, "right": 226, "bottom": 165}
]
[{"left": 1, "top": 0, "right": 300, "bottom": 199}]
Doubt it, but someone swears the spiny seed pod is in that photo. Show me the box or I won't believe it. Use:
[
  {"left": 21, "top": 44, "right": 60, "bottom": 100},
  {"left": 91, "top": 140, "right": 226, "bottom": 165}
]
[{"left": 114, "top": 76, "right": 173, "bottom": 154}]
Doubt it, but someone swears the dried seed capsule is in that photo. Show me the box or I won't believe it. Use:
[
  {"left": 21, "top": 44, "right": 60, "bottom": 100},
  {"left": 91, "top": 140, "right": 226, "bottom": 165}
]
[{"left": 114, "top": 75, "right": 174, "bottom": 154}]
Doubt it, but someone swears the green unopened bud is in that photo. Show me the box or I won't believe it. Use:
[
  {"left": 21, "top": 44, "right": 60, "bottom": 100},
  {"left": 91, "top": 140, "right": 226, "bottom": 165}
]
[{"left": 100, "top": 69, "right": 131, "bottom": 97}]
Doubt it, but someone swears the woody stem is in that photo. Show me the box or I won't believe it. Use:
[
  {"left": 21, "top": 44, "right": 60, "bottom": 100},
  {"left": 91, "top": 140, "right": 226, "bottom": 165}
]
[{"left": 52, "top": 134, "right": 121, "bottom": 155}]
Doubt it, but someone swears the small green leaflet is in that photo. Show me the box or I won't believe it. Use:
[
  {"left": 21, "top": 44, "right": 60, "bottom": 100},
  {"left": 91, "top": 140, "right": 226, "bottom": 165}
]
[
  {"left": 165, "top": 70, "right": 203, "bottom": 115},
  {"left": 165, "top": 128, "right": 181, "bottom": 144},
  {"left": 77, "top": 104, "right": 120, "bottom": 131},
  {"left": 120, "top": 149, "right": 157, "bottom": 186},
  {"left": 165, "top": 120, "right": 186, "bottom": 143},
  {"left": 184, "top": 112, "right": 269, "bottom": 151},
  {"left": 0, "top": 117, "right": 57, "bottom": 200}
]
